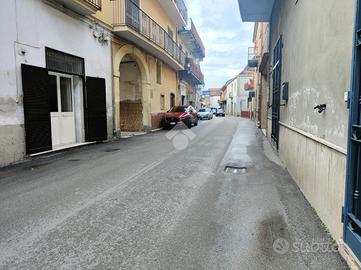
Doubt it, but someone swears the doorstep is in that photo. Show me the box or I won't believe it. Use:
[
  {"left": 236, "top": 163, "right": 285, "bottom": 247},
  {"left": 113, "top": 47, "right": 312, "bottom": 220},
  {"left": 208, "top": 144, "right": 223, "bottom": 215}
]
[
  {"left": 30, "top": 142, "right": 97, "bottom": 157},
  {"left": 151, "top": 128, "right": 163, "bottom": 132},
  {"left": 339, "top": 240, "right": 361, "bottom": 270},
  {"left": 120, "top": 132, "right": 147, "bottom": 139}
]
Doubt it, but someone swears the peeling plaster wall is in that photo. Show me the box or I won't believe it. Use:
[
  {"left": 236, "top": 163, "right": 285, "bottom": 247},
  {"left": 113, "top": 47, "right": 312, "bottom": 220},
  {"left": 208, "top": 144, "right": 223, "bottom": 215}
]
[
  {"left": 268, "top": 0, "right": 355, "bottom": 241},
  {"left": 0, "top": 0, "right": 113, "bottom": 167},
  {"left": 271, "top": 0, "right": 353, "bottom": 149},
  {"left": 112, "top": 40, "right": 179, "bottom": 131}
]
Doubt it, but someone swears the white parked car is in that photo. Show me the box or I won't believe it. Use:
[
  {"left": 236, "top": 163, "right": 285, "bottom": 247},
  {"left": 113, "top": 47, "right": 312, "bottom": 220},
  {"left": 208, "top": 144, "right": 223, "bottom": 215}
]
[{"left": 197, "top": 108, "right": 213, "bottom": 120}]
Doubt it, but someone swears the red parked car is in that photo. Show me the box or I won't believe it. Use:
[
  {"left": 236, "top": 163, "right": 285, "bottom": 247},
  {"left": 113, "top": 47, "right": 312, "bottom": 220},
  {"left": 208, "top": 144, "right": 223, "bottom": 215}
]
[{"left": 163, "top": 105, "right": 198, "bottom": 129}]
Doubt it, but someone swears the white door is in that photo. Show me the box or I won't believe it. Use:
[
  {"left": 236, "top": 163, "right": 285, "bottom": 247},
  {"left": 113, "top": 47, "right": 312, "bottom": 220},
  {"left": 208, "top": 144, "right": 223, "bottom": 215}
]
[{"left": 49, "top": 73, "right": 76, "bottom": 148}]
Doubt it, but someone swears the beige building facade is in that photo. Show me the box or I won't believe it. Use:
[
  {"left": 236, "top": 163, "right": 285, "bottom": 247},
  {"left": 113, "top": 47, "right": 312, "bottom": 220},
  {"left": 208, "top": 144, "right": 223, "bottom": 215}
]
[
  {"left": 95, "top": 0, "right": 204, "bottom": 132},
  {"left": 251, "top": 23, "right": 270, "bottom": 130},
  {"left": 95, "top": 0, "right": 185, "bottom": 132},
  {"left": 238, "top": 0, "right": 361, "bottom": 267}
]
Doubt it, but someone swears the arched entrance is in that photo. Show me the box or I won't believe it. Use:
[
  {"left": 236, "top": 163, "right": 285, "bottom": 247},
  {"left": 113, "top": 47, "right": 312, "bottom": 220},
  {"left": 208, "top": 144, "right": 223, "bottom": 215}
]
[
  {"left": 119, "top": 54, "right": 143, "bottom": 131},
  {"left": 113, "top": 45, "right": 151, "bottom": 133}
]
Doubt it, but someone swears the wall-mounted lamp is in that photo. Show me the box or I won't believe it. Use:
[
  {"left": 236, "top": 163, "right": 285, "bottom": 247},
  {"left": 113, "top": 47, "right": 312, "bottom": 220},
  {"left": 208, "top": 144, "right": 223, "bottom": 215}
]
[{"left": 314, "top": 104, "right": 327, "bottom": 113}]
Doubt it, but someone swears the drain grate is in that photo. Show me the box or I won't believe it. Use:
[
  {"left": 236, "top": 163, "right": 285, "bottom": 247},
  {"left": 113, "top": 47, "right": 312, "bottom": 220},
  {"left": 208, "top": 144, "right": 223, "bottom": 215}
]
[
  {"left": 105, "top": 149, "right": 120, "bottom": 153},
  {"left": 224, "top": 166, "right": 248, "bottom": 174}
]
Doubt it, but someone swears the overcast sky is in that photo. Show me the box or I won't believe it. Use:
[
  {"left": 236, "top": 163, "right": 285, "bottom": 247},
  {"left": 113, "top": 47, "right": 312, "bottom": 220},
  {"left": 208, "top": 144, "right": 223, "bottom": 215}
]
[{"left": 186, "top": 0, "right": 254, "bottom": 89}]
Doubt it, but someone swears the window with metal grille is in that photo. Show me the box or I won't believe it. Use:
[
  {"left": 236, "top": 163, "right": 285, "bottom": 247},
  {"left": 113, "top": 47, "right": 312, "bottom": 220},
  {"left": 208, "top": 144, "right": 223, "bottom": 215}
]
[{"left": 46, "top": 48, "right": 84, "bottom": 76}]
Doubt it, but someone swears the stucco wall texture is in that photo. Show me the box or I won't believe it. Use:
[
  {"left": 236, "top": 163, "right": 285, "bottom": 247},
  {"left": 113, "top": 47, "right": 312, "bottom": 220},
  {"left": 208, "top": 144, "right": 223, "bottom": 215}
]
[
  {"left": 268, "top": 0, "right": 355, "bottom": 242},
  {"left": 0, "top": 0, "right": 113, "bottom": 167},
  {"left": 271, "top": 0, "right": 353, "bottom": 149}
]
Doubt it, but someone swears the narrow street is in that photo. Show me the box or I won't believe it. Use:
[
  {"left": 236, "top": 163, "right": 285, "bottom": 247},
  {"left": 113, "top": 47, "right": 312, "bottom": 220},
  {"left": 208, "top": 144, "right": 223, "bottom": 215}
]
[{"left": 0, "top": 117, "right": 347, "bottom": 269}]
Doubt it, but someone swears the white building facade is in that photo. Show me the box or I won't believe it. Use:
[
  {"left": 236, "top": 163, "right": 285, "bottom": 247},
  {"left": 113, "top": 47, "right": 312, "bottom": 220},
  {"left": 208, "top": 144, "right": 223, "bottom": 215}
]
[
  {"left": 224, "top": 70, "right": 254, "bottom": 117},
  {"left": 0, "top": 0, "right": 113, "bottom": 167}
]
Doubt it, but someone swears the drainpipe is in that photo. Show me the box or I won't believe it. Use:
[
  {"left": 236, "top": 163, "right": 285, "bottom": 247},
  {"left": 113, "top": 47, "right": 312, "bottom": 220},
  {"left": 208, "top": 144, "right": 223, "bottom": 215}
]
[
  {"left": 110, "top": 40, "right": 117, "bottom": 138},
  {"left": 268, "top": 14, "right": 273, "bottom": 121}
]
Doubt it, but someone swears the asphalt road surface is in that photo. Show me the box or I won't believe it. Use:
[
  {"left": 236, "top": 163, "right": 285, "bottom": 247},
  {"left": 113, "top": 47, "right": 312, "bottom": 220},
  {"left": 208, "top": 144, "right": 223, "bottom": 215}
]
[{"left": 0, "top": 117, "right": 348, "bottom": 269}]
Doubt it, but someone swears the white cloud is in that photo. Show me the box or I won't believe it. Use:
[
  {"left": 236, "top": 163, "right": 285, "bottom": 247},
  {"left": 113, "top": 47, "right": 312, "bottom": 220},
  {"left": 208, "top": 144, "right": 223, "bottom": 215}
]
[{"left": 186, "top": 0, "right": 254, "bottom": 89}]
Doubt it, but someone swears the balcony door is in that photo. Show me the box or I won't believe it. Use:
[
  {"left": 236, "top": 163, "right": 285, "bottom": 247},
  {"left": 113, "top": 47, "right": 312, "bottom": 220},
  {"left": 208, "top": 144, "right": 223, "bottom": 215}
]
[
  {"left": 166, "top": 27, "right": 174, "bottom": 55},
  {"left": 49, "top": 72, "right": 76, "bottom": 148},
  {"left": 126, "top": 0, "right": 140, "bottom": 30}
]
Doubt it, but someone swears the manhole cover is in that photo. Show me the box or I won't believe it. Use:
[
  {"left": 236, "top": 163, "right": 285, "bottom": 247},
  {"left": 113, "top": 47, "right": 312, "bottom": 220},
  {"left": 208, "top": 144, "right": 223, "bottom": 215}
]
[
  {"left": 105, "top": 149, "right": 120, "bottom": 153},
  {"left": 224, "top": 166, "right": 247, "bottom": 174}
]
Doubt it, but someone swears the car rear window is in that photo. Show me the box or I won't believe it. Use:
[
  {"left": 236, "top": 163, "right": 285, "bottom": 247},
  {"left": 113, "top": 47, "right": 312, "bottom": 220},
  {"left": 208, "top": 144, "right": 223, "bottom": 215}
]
[{"left": 169, "top": 106, "right": 187, "bottom": 112}]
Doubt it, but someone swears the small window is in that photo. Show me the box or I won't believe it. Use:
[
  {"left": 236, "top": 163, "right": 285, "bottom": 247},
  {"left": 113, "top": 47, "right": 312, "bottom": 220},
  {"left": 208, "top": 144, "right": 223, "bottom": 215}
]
[
  {"left": 60, "top": 77, "right": 73, "bottom": 112},
  {"left": 160, "top": 94, "right": 165, "bottom": 110},
  {"left": 170, "top": 93, "right": 175, "bottom": 108},
  {"left": 156, "top": 60, "right": 162, "bottom": 84},
  {"left": 46, "top": 48, "right": 84, "bottom": 76}
]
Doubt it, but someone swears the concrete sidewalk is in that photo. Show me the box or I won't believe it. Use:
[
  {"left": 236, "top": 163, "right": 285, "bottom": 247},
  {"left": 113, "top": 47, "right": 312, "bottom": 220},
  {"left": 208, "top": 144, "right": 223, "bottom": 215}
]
[{"left": 206, "top": 119, "right": 349, "bottom": 269}]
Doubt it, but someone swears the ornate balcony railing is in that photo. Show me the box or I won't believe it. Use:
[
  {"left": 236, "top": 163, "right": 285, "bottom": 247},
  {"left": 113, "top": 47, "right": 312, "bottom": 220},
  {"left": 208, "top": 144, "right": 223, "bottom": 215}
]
[
  {"left": 180, "top": 57, "right": 204, "bottom": 84},
  {"left": 178, "top": 19, "right": 205, "bottom": 59},
  {"left": 84, "top": 0, "right": 101, "bottom": 10},
  {"left": 188, "top": 58, "right": 204, "bottom": 83},
  {"left": 113, "top": 0, "right": 186, "bottom": 67}
]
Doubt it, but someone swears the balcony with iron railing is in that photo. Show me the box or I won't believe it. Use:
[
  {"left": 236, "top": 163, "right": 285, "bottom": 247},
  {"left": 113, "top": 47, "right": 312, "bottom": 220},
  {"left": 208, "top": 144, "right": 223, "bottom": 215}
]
[
  {"left": 248, "top": 47, "right": 259, "bottom": 68},
  {"left": 178, "top": 19, "right": 205, "bottom": 59},
  {"left": 55, "top": 0, "right": 101, "bottom": 15},
  {"left": 83, "top": 0, "right": 101, "bottom": 9},
  {"left": 179, "top": 57, "right": 204, "bottom": 85},
  {"left": 112, "top": 0, "right": 186, "bottom": 70},
  {"left": 259, "top": 23, "right": 270, "bottom": 74},
  {"left": 244, "top": 78, "right": 255, "bottom": 91}
]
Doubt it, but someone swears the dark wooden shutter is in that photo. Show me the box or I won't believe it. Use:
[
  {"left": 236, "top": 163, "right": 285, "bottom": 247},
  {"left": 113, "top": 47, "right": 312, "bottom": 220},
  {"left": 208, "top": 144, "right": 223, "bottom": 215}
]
[
  {"left": 84, "top": 77, "right": 107, "bottom": 142},
  {"left": 21, "top": 64, "right": 52, "bottom": 155}
]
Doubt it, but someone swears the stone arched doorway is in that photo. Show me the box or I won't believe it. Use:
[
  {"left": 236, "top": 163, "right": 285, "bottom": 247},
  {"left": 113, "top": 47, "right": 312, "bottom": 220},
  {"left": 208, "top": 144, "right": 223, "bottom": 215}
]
[
  {"left": 113, "top": 45, "right": 151, "bottom": 133},
  {"left": 119, "top": 54, "right": 143, "bottom": 131}
]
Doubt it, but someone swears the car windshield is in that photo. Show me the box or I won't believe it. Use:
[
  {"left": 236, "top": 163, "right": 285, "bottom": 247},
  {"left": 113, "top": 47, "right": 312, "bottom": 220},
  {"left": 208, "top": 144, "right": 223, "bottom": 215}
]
[{"left": 169, "top": 106, "right": 187, "bottom": 113}]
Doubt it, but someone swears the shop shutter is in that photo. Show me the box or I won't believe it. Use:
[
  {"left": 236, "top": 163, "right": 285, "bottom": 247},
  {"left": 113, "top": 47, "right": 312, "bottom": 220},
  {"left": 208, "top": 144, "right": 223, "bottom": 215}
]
[
  {"left": 84, "top": 77, "right": 108, "bottom": 142},
  {"left": 21, "top": 64, "right": 52, "bottom": 155}
]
